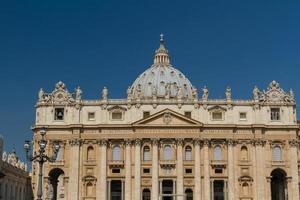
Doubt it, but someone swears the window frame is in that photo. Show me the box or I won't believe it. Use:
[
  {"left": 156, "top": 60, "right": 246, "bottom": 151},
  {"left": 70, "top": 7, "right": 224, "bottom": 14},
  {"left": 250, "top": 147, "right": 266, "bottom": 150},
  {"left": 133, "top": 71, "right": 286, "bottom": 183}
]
[
  {"left": 54, "top": 107, "right": 65, "bottom": 121},
  {"left": 88, "top": 112, "right": 96, "bottom": 121},
  {"left": 270, "top": 108, "right": 281, "bottom": 121},
  {"left": 239, "top": 112, "right": 247, "bottom": 121}
]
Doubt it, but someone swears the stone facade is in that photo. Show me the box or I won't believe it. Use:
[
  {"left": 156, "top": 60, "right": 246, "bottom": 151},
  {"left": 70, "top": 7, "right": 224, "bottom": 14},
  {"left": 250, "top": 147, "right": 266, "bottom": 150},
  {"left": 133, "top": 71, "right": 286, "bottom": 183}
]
[
  {"left": 0, "top": 136, "right": 33, "bottom": 200},
  {"left": 31, "top": 36, "right": 300, "bottom": 200}
]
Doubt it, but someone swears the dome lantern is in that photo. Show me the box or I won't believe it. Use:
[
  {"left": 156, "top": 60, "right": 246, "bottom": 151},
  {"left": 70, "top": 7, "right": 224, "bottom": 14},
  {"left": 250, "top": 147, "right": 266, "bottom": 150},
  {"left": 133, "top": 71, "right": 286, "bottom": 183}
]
[{"left": 153, "top": 34, "right": 170, "bottom": 64}]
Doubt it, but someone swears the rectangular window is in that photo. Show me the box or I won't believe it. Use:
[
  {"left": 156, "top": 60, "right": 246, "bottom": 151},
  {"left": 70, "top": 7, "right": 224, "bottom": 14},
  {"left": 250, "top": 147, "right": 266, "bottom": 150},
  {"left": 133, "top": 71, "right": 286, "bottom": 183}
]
[
  {"left": 143, "top": 168, "right": 150, "bottom": 174},
  {"left": 215, "top": 169, "right": 223, "bottom": 174},
  {"left": 112, "top": 112, "right": 123, "bottom": 120},
  {"left": 54, "top": 108, "right": 64, "bottom": 120},
  {"left": 184, "top": 111, "right": 191, "bottom": 118},
  {"left": 112, "top": 168, "right": 120, "bottom": 173},
  {"left": 88, "top": 112, "right": 95, "bottom": 121},
  {"left": 239, "top": 112, "right": 247, "bottom": 120},
  {"left": 185, "top": 168, "right": 192, "bottom": 174},
  {"left": 143, "top": 111, "right": 150, "bottom": 119},
  {"left": 212, "top": 112, "right": 223, "bottom": 120},
  {"left": 271, "top": 108, "right": 280, "bottom": 121}
]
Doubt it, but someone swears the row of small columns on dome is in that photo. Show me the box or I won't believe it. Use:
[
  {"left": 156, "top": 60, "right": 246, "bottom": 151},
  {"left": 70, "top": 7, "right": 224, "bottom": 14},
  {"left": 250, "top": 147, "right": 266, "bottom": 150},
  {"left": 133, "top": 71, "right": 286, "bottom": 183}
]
[{"left": 66, "top": 138, "right": 299, "bottom": 200}]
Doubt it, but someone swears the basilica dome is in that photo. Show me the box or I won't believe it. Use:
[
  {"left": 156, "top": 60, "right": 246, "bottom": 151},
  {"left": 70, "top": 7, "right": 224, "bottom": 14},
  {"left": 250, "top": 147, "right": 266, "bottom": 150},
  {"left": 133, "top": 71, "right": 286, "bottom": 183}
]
[{"left": 129, "top": 35, "right": 196, "bottom": 100}]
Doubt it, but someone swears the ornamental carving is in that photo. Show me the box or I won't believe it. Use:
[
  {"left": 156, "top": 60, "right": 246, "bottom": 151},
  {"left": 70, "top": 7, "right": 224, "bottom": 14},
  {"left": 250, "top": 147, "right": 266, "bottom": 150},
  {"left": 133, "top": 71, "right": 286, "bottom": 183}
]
[
  {"left": 288, "top": 139, "right": 299, "bottom": 147},
  {"left": 227, "top": 139, "right": 238, "bottom": 146},
  {"left": 125, "top": 139, "right": 132, "bottom": 146},
  {"left": 251, "top": 139, "right": 266, "bottom": 146},
  {"left": 202, "top": 139, "right": 210, "bottom": 146},
  {"left": 163, "top": 112, "right": 172, "bottom": 124},
  {"left": 151, "top": 138, "right": 160, "bottom": 146},
  {"left": 97, "top": 139, "right": 108, "bottom": 147},
  {"left": 176, "top": 138, "right": 184, "bottom": 146},
  {"left": 69, "top": 139, "right": 83, "bottom": 146},
  {"left": 254, "top": 80, "right": 295, "bottom": 103},
  {"left": 135, "top": 139, "right": 142, "bottom": 146},
  {"left": 38, "top": 81, "right": 76, "bottom": 104},
  {"left": 193, "top": 138, "right": 202, "bottom": 146}
]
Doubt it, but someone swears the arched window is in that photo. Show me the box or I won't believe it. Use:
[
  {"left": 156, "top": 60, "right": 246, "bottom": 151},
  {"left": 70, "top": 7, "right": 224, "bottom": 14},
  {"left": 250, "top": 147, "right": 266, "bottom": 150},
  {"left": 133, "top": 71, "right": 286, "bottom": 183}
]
[
  {"left": 143, "top": 146, "right": 151, "bottom": 161},
  {"left": 164, "top": 145, "right": 172, "bottom": 160},
  {"left": 214, "top": 146, "right": 222, "bottom": 160},
  {"left": 273, "top": 146, "right": 282, "bottom": 161},
  {"left": 242, "top": 182, "right": 249, "bottom": 196},
  {"left": 185, "top": 146, "right": 192, "bottom": 161},
  {"left": 142, "top": 188, "right": 151, "bottom": 200},
  {"left": 241, "top": 146, "right": 248, "bottom": 161},
  {"left": 55, "top": 147, "right": 63, "bottom": 161},
  {"left": 185, "top": 188, "right": 193, "bottom": 200},
  {"left": 112, "top": 145, "right": 121, "bottom": 161},
  {"left": 87, "top": 146, "right": 94, "bottom": 160},
  {"left": 86, "top": 182, "right": 93, "bottom": 196}
]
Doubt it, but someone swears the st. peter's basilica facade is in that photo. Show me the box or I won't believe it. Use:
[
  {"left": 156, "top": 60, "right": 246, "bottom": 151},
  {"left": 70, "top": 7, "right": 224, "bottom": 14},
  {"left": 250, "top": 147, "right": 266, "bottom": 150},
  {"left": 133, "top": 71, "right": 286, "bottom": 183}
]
[{"left": 31, "top": 36, "right": 300, "bottom": 200}]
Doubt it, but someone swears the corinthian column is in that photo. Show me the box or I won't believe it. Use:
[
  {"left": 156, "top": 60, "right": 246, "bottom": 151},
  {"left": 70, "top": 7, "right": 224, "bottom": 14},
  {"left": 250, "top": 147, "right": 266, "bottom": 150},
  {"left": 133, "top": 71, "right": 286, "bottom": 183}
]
[
  {"left": 176, "top": 139, "right": 184, "bottom": 200},
  {"left": 289, "top": 140, "right": 300, "bottom": 200},
  {"left": 203, "top": 139, "right": 210, "bottom": 200},
  {"left": 227, "top": 139, "right": 236, "bottom": 200},
  {"left": 194, "top": 139, "right": 201, "bottom": 200},
  {"left": 68, "top": 139, "right": 81, "bottom": 200},
  {"left": 151, "top": 138, "right": 159, "bottom": 200},
  {"left": 134, "top": 139, "right": 141, "bottom": 200},
  {"left": 97, "top": 139, "right": 107, "bottom": 200},
  {"left": 125, "top": 140, "right": 132, "bottom": 200},
  {"left": 253, "top": 139, "right": 265, "bottom": 200}
]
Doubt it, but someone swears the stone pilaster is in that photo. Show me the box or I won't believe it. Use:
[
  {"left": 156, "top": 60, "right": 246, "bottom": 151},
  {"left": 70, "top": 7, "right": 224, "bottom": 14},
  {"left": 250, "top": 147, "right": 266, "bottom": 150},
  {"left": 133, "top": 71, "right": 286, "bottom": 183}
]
[
  {"left": 203, "top": 139, "right": 210, "bottom": 200},
  {"left": 97, "top": 139, "right": 107, "bottom": 200},
  {"left": 253, "top": 139, "right": 266, "bottom": 200},
  {"left": 134, "top": 139, "right": 141, "bottom": 200},
  {"left": 125, "top": 139, "right": 132, "bottom": 200},
  {"left": 194, "top": 139, "right": 201, "bottom": 200},
  {"left": 227, "top": 139, "right": 236, "bottom": 200},
  {"left": 68, "top": 139, "right": 82, "bottom": 200},
  {"left": 176, "top": 138, "right": 184, "bottom": 200},
  {"left": 289, "top": 140, "right": 299, "bottom": 200},
  {"left": 151, "top": 138, "right": 159, "bottom": 200}
]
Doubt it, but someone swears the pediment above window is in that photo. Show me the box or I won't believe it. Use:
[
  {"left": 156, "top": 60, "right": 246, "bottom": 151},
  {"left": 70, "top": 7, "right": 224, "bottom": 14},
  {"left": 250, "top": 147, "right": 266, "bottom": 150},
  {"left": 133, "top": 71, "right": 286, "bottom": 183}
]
[{"left": 207, "top": 105, "right": 227, "bottom": 112}]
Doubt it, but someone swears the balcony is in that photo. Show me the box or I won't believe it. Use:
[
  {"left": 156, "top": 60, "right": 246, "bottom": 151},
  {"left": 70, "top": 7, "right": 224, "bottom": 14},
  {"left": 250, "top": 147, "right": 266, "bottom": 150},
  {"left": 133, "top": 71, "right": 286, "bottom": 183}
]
[
  {"left": 210, "top": 160, "right": 227, "bottom": 169},
  {"left": 160, "top": 160, "right": 176, "bottom": 168},
  {"left": 84, "top": 160, "right": 96, "bottom": 166},
  {"left": 108, "top": 160, "right": 125, "bottom": 168},
  {"left": 49, "top": 160, "right": 65, "bottom": 166},
  {"left": 271, "top": 160, "right": 285, "bottom": 166}
]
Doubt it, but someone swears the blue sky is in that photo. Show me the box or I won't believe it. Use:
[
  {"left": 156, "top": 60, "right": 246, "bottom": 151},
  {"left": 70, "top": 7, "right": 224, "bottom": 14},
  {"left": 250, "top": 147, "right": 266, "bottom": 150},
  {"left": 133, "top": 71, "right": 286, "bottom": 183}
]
[{"left": 0, "top": 0, "right": 299, "bottom": 161}]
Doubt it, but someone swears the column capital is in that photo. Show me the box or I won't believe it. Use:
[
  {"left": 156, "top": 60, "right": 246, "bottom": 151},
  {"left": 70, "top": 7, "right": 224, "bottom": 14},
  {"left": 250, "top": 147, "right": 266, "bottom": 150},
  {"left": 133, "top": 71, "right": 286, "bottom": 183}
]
[
  {"left": 69, "top": 139, "right": 83, "bottom": 146},
  {"left": 251, "top": 139, "right": 266, "bottom": 146},
  {"left": 203, "top": 138, "right": 210, "bottom": 147},
  {"left": 151, "top": 138, "right": 160, "bottom": 146},
  {"left": 125, "top": 139, "right": 133, "bottom": 146},
  {"left": 176, "top": 138, "right": 184, "bottom": 146},
  {"left": 193, "top": 138, "right": 202, "bottom": 146},
  {"left": 97, "top": 139, "right": 108, "bottom": 147},
  {"left": 288, "top": 139, "right": 299, "bottom": 148},
  {"left": 226, "top": 139, "right": 238, "bottom": 146},
  {"left": 134, "top": 138, "right": 142, "bottom": 146}
]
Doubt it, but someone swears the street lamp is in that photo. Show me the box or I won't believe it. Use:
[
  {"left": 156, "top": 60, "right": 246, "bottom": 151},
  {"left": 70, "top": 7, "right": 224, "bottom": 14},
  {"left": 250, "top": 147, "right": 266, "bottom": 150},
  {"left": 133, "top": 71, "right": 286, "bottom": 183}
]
[{"left": 24, "top": 128, "right": 60, "bottom": 200}]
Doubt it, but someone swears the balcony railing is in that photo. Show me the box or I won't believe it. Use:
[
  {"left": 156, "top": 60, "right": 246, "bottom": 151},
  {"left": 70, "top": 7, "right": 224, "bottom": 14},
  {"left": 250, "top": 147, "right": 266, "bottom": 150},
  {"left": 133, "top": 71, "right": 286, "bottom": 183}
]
[
  {"left": 210, "top": 160, "right": 227, "bottom": 168},
  {"left": 108, "top": 160, "right": 125, "bottom": 168},
  {"left": 160, "top": 160, "right": 176, "bottom": 168}
]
